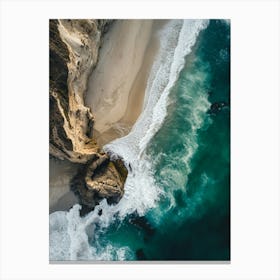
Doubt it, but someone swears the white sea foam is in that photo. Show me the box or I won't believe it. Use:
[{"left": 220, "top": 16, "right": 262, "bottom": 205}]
[
  {"left": 49, "top": 19, "right": 209, "bottom": 261},
  {"left": 49, "top": 203, "right": 133, "bottom": 260},
  {"left": 155, "top": 92, "right": 211, "bottom": 214},
  {"left": 138, "top": 19, "right": 209, "bottom": 153},
  {"left": 104, "top": 19, "right": 209, "bottom": 216}
]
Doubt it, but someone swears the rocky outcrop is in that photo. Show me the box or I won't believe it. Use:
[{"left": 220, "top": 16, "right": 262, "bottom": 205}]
[
  {"left": 50, "top": 19, "right": 112, "bottom": 163},
  {"left": 70, "top": 156, "right": 127, "bottom": 212},
  {"left": 49, "top": 19, "right": 127, "bottom": 209},
  {"left": 50, "top": 20, "right": 73, "bottom": 159}
]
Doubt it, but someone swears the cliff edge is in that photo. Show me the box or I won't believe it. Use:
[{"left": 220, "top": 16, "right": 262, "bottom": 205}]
[{"left": 49, "top": 19, "right": 127, "bottom": 211}]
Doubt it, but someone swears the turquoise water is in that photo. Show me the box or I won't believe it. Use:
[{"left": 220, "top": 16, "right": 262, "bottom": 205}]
[
  {"left": 145, "top": 19, "right": 230, "bottom": 260},
  {"left": 92, "top": 20, "right": 230, "bottom": 260},
  {"left": 49, "top": 20, "right": 230, "bottom": 261}
]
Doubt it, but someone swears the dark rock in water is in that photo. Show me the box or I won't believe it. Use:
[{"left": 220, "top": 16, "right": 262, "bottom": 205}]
[
  {"left": 79, "top": 204, "right": 95, "bottom": 217},
  {"left": 70, "top": 154, "right": 127, "bottom": 213},
  {"left": 136, "top": 249, "right": 147, "bottom": 260},
  {"left": 98, "top": 209, "right": 103, "bottom": 216},
  {"left": 209, "top": 101, "right": 229, "bottom": 114},
  {"left": 129, "top": 214, "right": 156, "bottom": 237}
]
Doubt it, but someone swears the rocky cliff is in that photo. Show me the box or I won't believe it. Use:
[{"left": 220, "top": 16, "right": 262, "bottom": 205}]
[{"left": 49, "top": 19, "right": 127, "bottom": 211}]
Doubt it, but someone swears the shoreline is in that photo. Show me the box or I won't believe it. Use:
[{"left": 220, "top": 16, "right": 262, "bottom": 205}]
[
  {"left": 85, "top": 20, "right": 169, "bottom": 146},
  {"left": 49, "top": 20, "right": 169, "bottom": 213}
]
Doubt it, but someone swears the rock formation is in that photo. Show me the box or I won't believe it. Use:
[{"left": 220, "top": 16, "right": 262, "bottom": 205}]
[
  {"left": 209, "top": 101, "right": 229, "bottom": 114},
  {"left": 49, "top": 19, "right": 127, "bottom": 209},
  {"left": 70, "top": 155, "right": 127, "bottom": 213}
]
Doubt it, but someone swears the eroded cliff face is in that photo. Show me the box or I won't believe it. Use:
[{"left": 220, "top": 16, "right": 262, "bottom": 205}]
[
  {"left": 49, "top": 19, "right": 127, "bottom": 210},
  {"left": 50, "top": 19, "right": 110, "bottom": 162}
]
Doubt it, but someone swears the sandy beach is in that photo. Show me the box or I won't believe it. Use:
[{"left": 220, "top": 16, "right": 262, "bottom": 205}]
[
  {"left": 50, "top": 20, "right": 168, "bottom": 212},
  {"left": 85, "top": 20, "right": 168, "bottom": 146},
  {"left": 49, "top": 158, "right": 79, "bottom": 213}
]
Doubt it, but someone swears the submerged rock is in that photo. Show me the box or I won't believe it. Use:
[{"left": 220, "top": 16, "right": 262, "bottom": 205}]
[
  {"left": 136, "top": 249, "right": 147, "bottom": 260},
  {"left": 209, "top": 101, "right": 229, "bottom": 114},
  {"left": 129, "top": 214, "right": 156, "bottom": 239}
]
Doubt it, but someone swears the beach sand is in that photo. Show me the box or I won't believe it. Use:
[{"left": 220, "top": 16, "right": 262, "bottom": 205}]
[
  {"left": 50, "top": 20, "right": 168, "bottom": 212},
  {"left": 85, "top": 20, "right": 168, "bottom": 146},
  {"left": 49, "top": 158, "right": 79, "bottom": 213}
]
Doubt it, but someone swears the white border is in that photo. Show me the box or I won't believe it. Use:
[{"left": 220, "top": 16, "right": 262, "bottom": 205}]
[{"left": 1, "top": 0, "right": 279, "bottom": 279}]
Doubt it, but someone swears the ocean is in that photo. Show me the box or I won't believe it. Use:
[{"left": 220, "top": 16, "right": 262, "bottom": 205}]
[{"left": 49, "top": 19, "right": 230, "bottom": 261}]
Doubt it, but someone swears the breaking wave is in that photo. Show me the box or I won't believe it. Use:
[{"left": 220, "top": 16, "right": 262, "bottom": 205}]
[{"left": 49, "top": 19, "right": 209, "bottom": 261}]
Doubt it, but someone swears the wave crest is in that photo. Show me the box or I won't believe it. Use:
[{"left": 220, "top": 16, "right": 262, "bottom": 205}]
[{"left": 49, "top": 19, "right": 209, "bottom": 261}]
